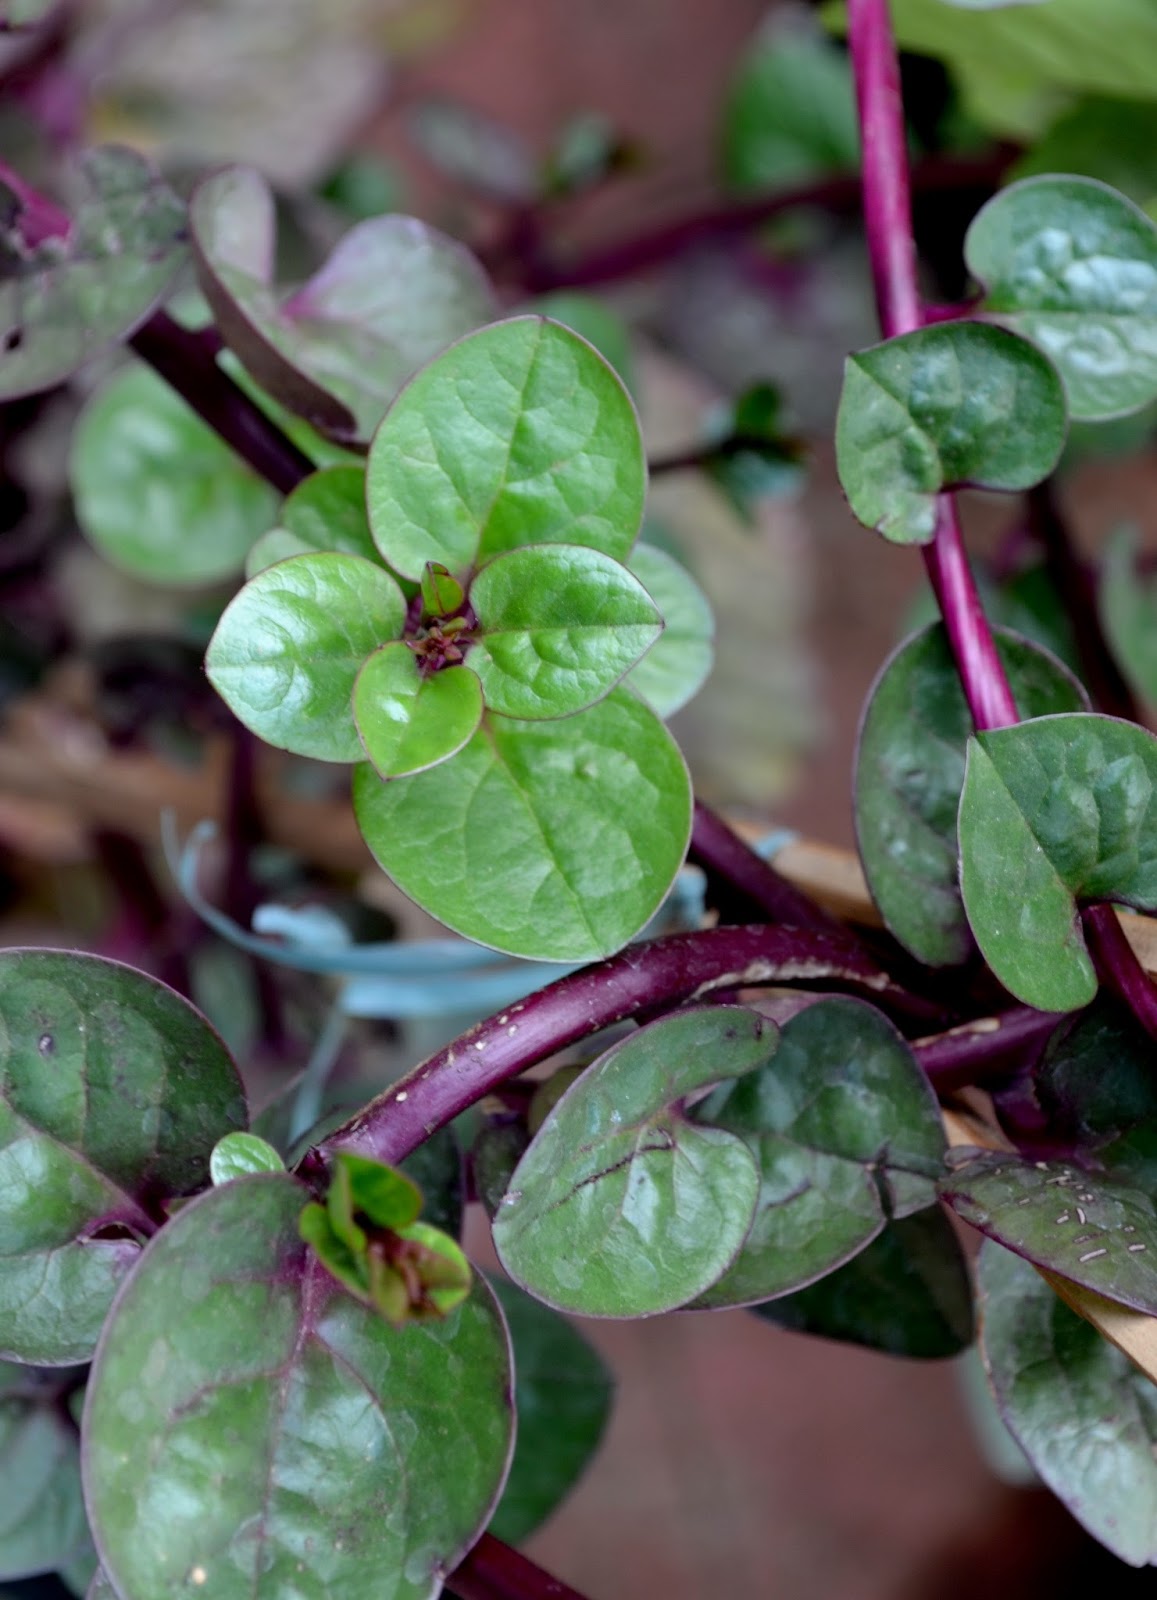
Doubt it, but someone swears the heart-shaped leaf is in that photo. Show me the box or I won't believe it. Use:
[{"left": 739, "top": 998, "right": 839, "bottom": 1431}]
[
  {"left": 855, "top": 622, "right": 1086, "bottom": 967},
  {"left": 979, "top": 1238, "right": 1157, "bottom": 1565},
  {"left": 468, "top": 544, "right": 662, "bottom": 719},
  {"left": 209, "top": 1133, "right": 284, "bottom": 1185},
  {"left": 353, "top": 688, "right": 692, "bottom": 961},
  {"left": 835, "top": 322, "right": 1068, "bottom": 544},
  {"left": 966, "top": 175, "right": 1157, "bottom": 421},
  {"left": 487, "top": 1277, "right": 613, "bottom": 1544},
  {"left": 245, "top": 465, "right": 380, "bottom": 578},
  {"left": 1100, "top": 525, "right": 1157, "bottom": 709},
  {"left": 206, "top": 552, "right": 407, "bottom": 763},
  {"left": 191, "top": 166, "right": 496, "bottom": 441},
  {"left": 528, "top": 293, "right": 634, "bottom": 391},
  {"left": 0, "top": 146, "right": 186, "bottom": 400},
  {"left": 751, "top": 1206, "right": 974, "bottom": 1358},
  {"left": 0, "top": 1362, "right": 88, "bottom": 1578},
  {"left": 366, "top": 316, "right": 646, "bottom": 581},
  {"left": 71, "top": 365, "right": 280, "bottom": 586},
  {"left": 492, "top": 1007, "right": 769, "bottom": 1317},
  {"left": 942, "top": 1150, "right": 1157, "bottom": 1312},
  {"left": 958, "top": 713, "right": 1157, "bottom": 1011},
  {"left": 0, "top": 950, "right": 246, "bottom": 1364},
  {"left": 354, "top": 644, "right": 483, "bottom": 778},
  {"left": 693, "top": 997, "right": 948, "bottom": 1308},
  {"left": 84, "top": 1174, "right": 513, "bottom": 1600},
  {"left": 623, "top": 543, "right": 714, "bottom": 718}
]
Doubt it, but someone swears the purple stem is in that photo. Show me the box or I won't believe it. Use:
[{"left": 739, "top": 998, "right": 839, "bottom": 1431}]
[
  {"left": 1082, "top": 905, "right": 1157, "bottom": 1038},
  {"left": 447, "top": 1536, "right": 590, "bottom": 1600},
  {"left": 689, "top": 800, "right": 840, "bottom": 934},
  {"left": 915, "top": 1006, "right": 1061, "bottom": 1093},
  {"left": 0, "top": 157, "right": 70, "bottom": 246}
]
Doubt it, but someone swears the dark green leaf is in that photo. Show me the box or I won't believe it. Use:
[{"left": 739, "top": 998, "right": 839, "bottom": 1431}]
[
  {"left": 354, "top": 645, "right": 483, "bottom": 778},
  {"left": 723, "top": 26, "right": 858, "bottom": 192},
  {"left": 979, "top": 1239, "right": 1157, "bottom": 1565},
  {"left": 694, "top": 998, "right": 947, "bottom": 1308},
  {"left": 487, "top": 1277, "right": 613, "bottom": 1544},
  {"left": 492, "top": 1007, "right": 769, "bottom": 1317},
  {"left": 399, "top": 1127, "right": 463, "bottom": 1239},
  {"left": 0, "top": 147, "right": 185, "bottom": 400},
  {"left": 209, "top": 1133, "right": 284, "bottom": 1185},
  {"left": 855, "top": 622, "right": 1086, "bottom": 966},
  {"left": 353, "top": 689, "right": 692, "bottom": 961},
  {"left": 623, "top": 543, "right": 715, "bottom": 718},
  {"left": 836, "top": 322, "right": 1069, "bottom": 544},
  {"left": 206, "top": 553, "right": 407, "bottom": 763},
  {"left": 942, "top": 1151, "right": 1157, "bottom": 1312},
  {"left": 71, "top": 366, "right": 280, "bottom": 586},
  {"left": 1010, "top": 98, "right": 1157, "bottom": 214},
  {"left": 84, "top": 1175, "right": 513, "bottom": 1599},
  {"left": 246, "top": 465, "right": 379, "bottom": 578},
  {"left": 959, "top": 713, "right": 1157, "bottom": 1011},
  {"left": 472, "top": 1123, "right": 529, "bottom": 1222},
  {"left": 752, "top": 1206, "right": 975, "bottom": 1358},
  {"left": 366, "top": 316, "right": 646, "bottom": 581},
  {"left": 0, "top": 950, "right": 245, "bottom": 1364},
  {"left": 1100, "top": 525, "right": 1157, "bottom": 708},
  {"left": 706, "top": 384, "right": 806, "bottom": 522},
  {"left": 0, "top": 1362, "right": 88, "bottom": 1578}
]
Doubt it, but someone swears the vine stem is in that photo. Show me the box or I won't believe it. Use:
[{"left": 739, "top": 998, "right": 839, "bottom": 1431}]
[{"left": 447, "top": 1535, "right": 590, "bottom": 1600}]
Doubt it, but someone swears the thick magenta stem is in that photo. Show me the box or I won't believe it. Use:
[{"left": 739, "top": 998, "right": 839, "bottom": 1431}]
[
  {"left": 923, "top": 501, "right": 1018, "bottom": 731},
  {"left": 447, "top": 1536, "right": 589, "bottom": 1600},
  {"left": 915, "top": 1006, "right": 1061, "bottom": 1092}
]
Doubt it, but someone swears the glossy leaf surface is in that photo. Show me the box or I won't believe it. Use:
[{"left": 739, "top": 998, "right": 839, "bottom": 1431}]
[
  {"left": 623, "top": 543, "right": 715, "bottom": 718},
  {"left": 72, "top": 366, "right": 279, "bottom": 585},
  {"left": 206, "top": 553, "right": 407, "bottom": 763},
  {"left": 469, "top": 544, "right": 662, "bottom": 719},
  {"left": 366, "top": 317, "right": 646, "bottom": 581},
  {"left": 84, "top": 1175, "right": 513, "bottom": 1600},
  {"left": 209, "top": 1133, "right": 284, "bottom": 1185},
  {"left": 492, "top": 1007, "right": 769, "bottom": 1317},
  {"left": 980, "top": 1240, "right": 1157, "bottom": 1565},
  {"left": 0, "top": 1362, "right": 88, "bottom": 1578},
  {"left": 694, "top": 998, "right": 947, "bottom": 1308},
  {"left": 353, "top": 689, "right": 692, "bottom": 961},
  {"left": 246, "top": 465, "right": 378, "bottom": 577},
  {"left": 958, "top": 713, "right": 1157, "bottom": 1011},
  {"left": 0, "top": 951, "right": 245, "bottom": 1364},
  {"left": 855, "top": 623, "right": 1086, "bottom": 966},
  {"left": 354, "top": 644, "right": 483, "bottom": 778},
  {"left": 835, "top": 323, "right": 1068, "bottom": 544},
  {"left": 528, "top": 293, "right": 634, "bottom": 390}
]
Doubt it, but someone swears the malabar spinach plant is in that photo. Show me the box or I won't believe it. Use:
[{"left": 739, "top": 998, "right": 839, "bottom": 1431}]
[{"left": 8, "top": 0, "right": 1157, "bottom": 1593}]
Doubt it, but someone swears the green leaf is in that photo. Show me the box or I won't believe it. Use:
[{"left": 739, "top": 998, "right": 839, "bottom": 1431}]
[
  {"left": 693, "top": 998, "right": 947, "bottom": 1308},
  {"left": 623, "top": 543, "right": 715, "bottom": 718},
  {"left": 0, "top": 950, "right": 245, "bottom": 1365},
  {"left": 958, "top": 713, "right": 1157, "bottom": 1011},
  {"left": 1010, "top": 98, "right": 1157, "bottom": 215},
  {"left": 421, "top": 562, "right": 465, "bottom": 620},
  {"left": 71, "top": 365, "right": 280, "bottom": 586},
  {"left": 353, "top": 689, "right": 692, "bottom": 961},
  {"left": 942, "top": 1151, "right": 1157, "bottom": 1313},
  {"left": 399, "top": 1128, "right": 464, "bottom": 1239},
  {"left": 493, "top": 1007, "right": 770, "bottom": 1318},
  {"left": 246, "top": 465, "right": 379, "bottom": 578},
  {"left": 366, "top": 316, "right": 646, "bottom": 581},
  {"left": 206, "top": 552, "right": 407, "bottom": 763},
  {"left": 0, "top": 1362, "right": 88, "bottom": 1578},
  {"left": 966, "top": 176, "right": 1157, "bottom": 422},
  {"left": 836, "top": 322, "right": 1069, "bottom": 544},
  {"left": 1100, "top": 525, "right": 1157, "bottom": 708},
  {"left": 487, "top": 1277, "right": 613, "bottom": 1544},
  {"left": 855, "top": 622, "right": 1087, "bottom": 967},
  {"left": 723, "top": 25, "right": 859, "bottom": 193},
  {"left": 86, "top": 1573, "right": 115, "bottom": 1600},
  {"left": 468, "top": 544, "right": 662, "bottom": 719},
  {"left": 354, "top": 645, "right": 483, "bottom": 778},
  {"left": 979, "top": 1239, "right": 1157, "bottom": 1565},
  {"left": 527, "top": 293, "right": 634, "bottom": 391},
  {"left": 705, "top": 384, "right": 806, "bottom": 522},
  {"left": 0, "top": 146, "right": 186, "bottom": 400},
  {"left": 209, "top": 1133, "right": 284, "bottom": 1185},
  {"left": 84, "top": 1174, "right": 513, "bottom": 1600},
  {"left": 751, "top": 1206, "right": 975, "bottom": 1358},
  {"left": 191, "top": 165, "right": 496, "bottom": 441},
  {"left": 472, "top": 1123, "right": 530, "bottom": 1221}
]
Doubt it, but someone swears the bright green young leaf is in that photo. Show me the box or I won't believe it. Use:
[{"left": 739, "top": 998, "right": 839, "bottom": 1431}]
[
  {"left": 751, "top": 1206, "right": 975, "bottom": 1359},
  {"left": 942, "top": 1151, "right": 1157, "bottom": 1313},
  {"left": 0, "top": 950, "right": 245, "bottom": 1364},
  {"left": 1011, "top": 99, "right": 1157, "bottom": 215},
  {"left": 958, "top": 713, "right": 1157, "bottom": 1011},
  {"left": 366, "top": 316, "right": 646, "bottom": 581},
  {"left": 1100, "top": 526, "right": 1157, "bottom": 708},
  {"left": 71, "top": 366, "right": 280, "bottom": 585},
  {"left": 528, "top": 293, "right": 634, "bottom": 391},
  {"left": 493, "top": 1007, "right": 770, "bottom": 1317},
  {"left": 966, "top": 176, "right": 1157, "bottom": 421},
  {"left": 421, "top": 562, "right": 465, "bottom": 619},
  {"left": 354, "top": 644, "right": 483, "bottom": 778},
  {"left": 487, "top": 1277, "right": 613, "bottom": 1544},
  {"left": 206, "top": 552, "right": 407, "bottom": 763},
  {"left": 693, "top": 998, "right": 948, "bottom": 1308},
  {"left": 468, "top": 544, "right": 662, "bottom": 719},
  {"left": 723, "top": 26, "right": 859, "bottom": 192},
  {"left": 623, "top": 543, "right": 715, "bottom": 718},
  {"left": 84, "top": 1175, "right": 513, "bottom": 1600},
  {"left": 855, "top": 623, "right": 1086, "bottom": 967},
  {"left": 0, "top": 1362, "right": 88, "bottom": 1578},
  {"left": 836, "top": 322, "right": 1069, "bottom": 544},
  {"left": 353, "top": 688, "right": 692, "bottom": 961},
  {"left": 246, "top": 465, "right": 379, "bottom": 577},
  {"left": 980, "top": 1239, "right": 1157, "bottom": 1565},
  {"left": 209, "top": 1133, "right": 284, "bottom": 1185},
  {"left": 0, "top": 146, "right": 186, "bottom": 400}
]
